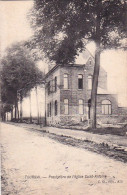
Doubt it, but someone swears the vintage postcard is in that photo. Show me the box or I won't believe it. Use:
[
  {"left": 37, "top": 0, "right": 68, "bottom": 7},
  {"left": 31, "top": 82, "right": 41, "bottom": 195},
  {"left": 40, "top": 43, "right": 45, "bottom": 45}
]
[{"left": 0, "top": 0, "right": 127, "bottom": 194}]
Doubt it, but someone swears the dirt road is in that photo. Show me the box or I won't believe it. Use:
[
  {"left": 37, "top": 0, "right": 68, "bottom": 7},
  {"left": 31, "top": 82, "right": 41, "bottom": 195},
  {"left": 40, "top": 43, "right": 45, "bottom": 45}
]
[{"left": 1, "top": 123, "right": 127, "bottom": 195}]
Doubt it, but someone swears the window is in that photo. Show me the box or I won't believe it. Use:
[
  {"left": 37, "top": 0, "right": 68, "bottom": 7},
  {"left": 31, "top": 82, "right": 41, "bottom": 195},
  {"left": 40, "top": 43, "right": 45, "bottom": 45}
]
[
  {"left": 64, "top": 74, "right": 69, "bottom": 89},
  {"left": 78, "top": 74, "right": 83, "bottom": 89},
  {"left": 54, "top": 77, "right": 57, "bottom": 92},
  {"left": 79, "top": 99, "right": 84, "bottom": 115},
  {"left": 55, "top": 100, "right": 57, "bottom": 116},
  {"left": 102, "top": 100, "right": 111, "bottom": 115},
  {"left": 88, "top": 75, "right": 92, "bottom": 90},
  {"left": 64, "top": 99, "right": 69, "bottom": 115}
]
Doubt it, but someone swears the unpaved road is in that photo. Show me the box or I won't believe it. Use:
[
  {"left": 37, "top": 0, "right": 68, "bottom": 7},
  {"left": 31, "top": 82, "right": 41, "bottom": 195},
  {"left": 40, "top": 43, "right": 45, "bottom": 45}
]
[{"left": 1, "top": 123, "right": 127, "bottom": 195}]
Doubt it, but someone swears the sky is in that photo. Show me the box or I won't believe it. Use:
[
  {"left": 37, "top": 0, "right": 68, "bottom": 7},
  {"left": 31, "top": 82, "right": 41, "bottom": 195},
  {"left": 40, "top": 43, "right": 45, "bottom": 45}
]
[{"left": 0, "top": 1, "right": 127, "bottom": 115}]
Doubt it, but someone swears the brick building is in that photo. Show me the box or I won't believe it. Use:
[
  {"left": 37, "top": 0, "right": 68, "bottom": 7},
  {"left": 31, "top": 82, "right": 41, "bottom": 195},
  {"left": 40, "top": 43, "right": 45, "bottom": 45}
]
[{"left": 45, "top": 53, "right": 119, "bottom": 126}]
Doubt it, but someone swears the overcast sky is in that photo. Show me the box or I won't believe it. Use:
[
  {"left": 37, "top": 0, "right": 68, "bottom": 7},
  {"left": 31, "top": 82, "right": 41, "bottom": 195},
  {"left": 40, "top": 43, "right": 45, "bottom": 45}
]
[{"left": 0, "top": 1, "right": 127, "bottom": 107}]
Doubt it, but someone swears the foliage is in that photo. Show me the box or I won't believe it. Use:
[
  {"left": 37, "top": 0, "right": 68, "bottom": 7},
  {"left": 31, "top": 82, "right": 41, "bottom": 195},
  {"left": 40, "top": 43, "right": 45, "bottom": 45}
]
[
  {"left": 1, "top": 43, "right": 44, "bottom": 97},
  {"left": 28, "top": 0, "right": 127, "bottom": 128},
  {"left": 29, "top": 0, "right": 127, "bottom": 64},
  {"left": 1, "top": 42, "right": 44, "bottom": 117}
]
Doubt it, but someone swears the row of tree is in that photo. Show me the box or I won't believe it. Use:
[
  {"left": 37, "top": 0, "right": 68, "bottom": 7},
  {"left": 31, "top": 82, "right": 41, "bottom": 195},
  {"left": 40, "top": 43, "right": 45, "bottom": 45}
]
[{"left": 1, "top": 42, "right": 44, "bottom": 122}]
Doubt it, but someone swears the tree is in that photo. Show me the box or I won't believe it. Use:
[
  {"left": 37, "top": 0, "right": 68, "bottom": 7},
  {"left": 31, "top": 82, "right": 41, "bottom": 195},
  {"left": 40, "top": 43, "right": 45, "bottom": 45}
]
[
  {"left": 1, "top": 103, "right": 13, "bottom": 121},
  {"left": 29, "top": 0, "right": 127, "bottom": 128},
  {"left": 1, "top": 75, "right": 16, "bottom": 120},
  {"left": 1, "top": 42, "right": 44, "bottom": 122}
]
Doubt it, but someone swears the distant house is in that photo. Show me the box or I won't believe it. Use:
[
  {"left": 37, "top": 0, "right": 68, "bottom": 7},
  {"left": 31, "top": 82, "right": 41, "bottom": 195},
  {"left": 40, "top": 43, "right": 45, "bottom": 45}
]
[{"left": 45, "top": 52, "right": 119, "bottom": 126}]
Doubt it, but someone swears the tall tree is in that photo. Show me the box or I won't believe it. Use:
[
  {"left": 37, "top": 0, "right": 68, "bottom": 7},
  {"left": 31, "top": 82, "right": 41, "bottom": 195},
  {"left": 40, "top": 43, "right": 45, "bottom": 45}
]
[
  {"left": 1, "top": 80, "right": 15, "bottom": 120},
  {"left": 29, "top": 0, "right": 127, "bottom": 128},
  {"left": 1, "top": 42, "right": 44, "bottom": 121}
]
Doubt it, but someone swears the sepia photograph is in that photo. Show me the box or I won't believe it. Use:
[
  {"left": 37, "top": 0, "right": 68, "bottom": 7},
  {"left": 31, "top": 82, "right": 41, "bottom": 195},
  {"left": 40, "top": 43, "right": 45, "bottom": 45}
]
[{"left": 0, "top": 0, "right": 127, "bottom": 194}]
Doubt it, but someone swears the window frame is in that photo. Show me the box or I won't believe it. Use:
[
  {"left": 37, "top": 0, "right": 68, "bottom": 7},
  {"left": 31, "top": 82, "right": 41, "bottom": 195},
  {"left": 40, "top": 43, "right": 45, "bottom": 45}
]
[
  {"left": 78, "top": 74, "right": 83, "bottom": 89},
  {"left": 55, "top": 100, "right": 57, "bottom": 116},
  {"left": 54, "top": 76, "right": 57, "bottom": 92},
  {"left": 63, "top": 73, "right": 69, "bottom": 89},
  {"left": 101, "top": 100, "right": 112, "bottom": 115}
]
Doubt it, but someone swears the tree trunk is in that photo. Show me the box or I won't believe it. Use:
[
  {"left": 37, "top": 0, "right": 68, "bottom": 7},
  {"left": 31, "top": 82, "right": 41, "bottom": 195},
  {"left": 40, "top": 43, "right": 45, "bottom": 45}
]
[
  {"left": 20, "top": 96, "right": 23, "bottom": 122},
  {"left": 11, "top": 108, "right": 13, "bottom": 120},
  {"left": 7, "top": 112, "right": 8, "bottom": 121},
  {"left": 44, "top": 85, "right": 47, "bottom": 126},
  {"left": 29, "top": 92, "right": 32, "bottom": 123},
  {"left": 90, "top": 1, "right": 101, "bottom": 129},
  {"left": 17, "top": 105, "right": 19, "bottom": 120},
  {"left": 4, "top": 113, "right": 6, "bottom": 121},
  {"left": 15, "top": 100, "right": 17, "bottom": 120},
  {"left": 35, "top": 86, "right": 39, "bottom": 124},
  {"left": 90, "top": 41, "right": 101, "bottom": 129}
]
